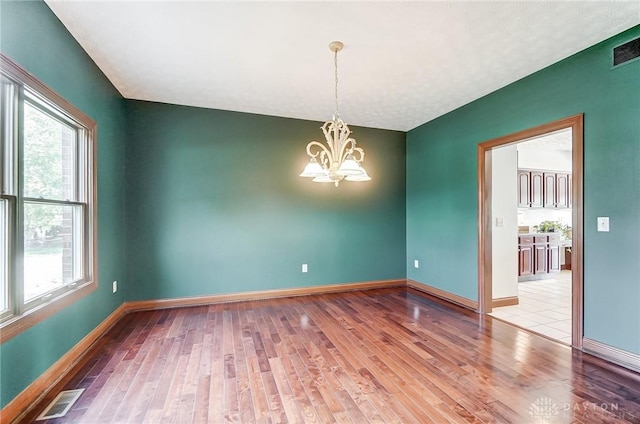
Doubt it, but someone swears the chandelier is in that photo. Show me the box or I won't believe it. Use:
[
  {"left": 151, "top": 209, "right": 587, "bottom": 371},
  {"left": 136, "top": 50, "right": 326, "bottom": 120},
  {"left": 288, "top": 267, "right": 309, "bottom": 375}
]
[{"left": 299, "top": 41, "right": 371, "bottom": 187}]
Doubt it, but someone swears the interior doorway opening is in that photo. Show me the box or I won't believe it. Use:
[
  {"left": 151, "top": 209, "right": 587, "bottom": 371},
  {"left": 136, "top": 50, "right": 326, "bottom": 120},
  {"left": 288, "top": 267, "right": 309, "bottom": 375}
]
[{"left": 477, "top": 115, "right": 584, "bottom": 348}]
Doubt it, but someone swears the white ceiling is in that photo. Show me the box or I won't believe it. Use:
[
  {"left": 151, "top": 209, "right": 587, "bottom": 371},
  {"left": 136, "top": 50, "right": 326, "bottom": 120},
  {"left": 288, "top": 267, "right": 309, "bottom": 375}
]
[
  {"left": 45, "top": 1, "right": 639, "bottom": 132},
  {"left": 518, "top": 128, "right": 572, "bottom": 151}
]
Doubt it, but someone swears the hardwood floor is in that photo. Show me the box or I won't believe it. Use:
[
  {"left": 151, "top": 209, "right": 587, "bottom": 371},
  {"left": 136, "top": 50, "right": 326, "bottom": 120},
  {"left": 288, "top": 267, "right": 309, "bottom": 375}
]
[{"left": 26, "top": 287, "right": 640, "bottom": 423}]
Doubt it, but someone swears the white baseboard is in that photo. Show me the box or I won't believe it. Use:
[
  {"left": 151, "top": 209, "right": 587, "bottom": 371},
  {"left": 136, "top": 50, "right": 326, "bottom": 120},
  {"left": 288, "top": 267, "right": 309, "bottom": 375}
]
[{"left": 582, "top": 338, "right": 640, "bottom": 374}]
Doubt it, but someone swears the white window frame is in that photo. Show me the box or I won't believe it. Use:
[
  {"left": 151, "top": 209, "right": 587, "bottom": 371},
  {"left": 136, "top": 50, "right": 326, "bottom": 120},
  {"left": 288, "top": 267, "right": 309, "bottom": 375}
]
[{"left": 0, "top": 53, "right": 98, "bottom": 343}]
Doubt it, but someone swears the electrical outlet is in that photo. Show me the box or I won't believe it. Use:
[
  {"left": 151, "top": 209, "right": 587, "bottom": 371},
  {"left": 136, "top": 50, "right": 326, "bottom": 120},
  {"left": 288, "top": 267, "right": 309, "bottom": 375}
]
[
  {"left": 414, "top": 259, "right": 419, "bottom": 268},
  {"left": 302, "top": 264, "right": 308, "bottom": 273},
  {"left": 112, "top": 280, "right": 117, "bottom": 293}
]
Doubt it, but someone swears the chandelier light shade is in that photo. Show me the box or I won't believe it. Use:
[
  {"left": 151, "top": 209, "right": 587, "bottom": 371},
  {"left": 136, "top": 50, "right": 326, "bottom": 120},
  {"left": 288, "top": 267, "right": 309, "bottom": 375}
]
[{"left": 300, "top": 41, "right": 371, "bottom": 187}]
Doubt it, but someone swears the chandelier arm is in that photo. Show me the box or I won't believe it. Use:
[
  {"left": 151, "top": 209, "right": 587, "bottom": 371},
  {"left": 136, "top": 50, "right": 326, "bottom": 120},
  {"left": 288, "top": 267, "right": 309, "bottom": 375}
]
[
  {"left": 327, "top": 120, "right": 352, "bottom": 162},
  {"left": 351, "top": 146, "right": 365, "bottom": 163},
  {"left": 338, "top": 138, "right": 357, "bottom": 163},
  {"left": 337, "top": 121, "right": 352, "bottom": 145},
  {"left": 319, "top": 149, "right": 331, "bottom": 169},
  {"left": 339, "top": 134, "right": 352, "bottom": 153},
  {"left": 306, "top": 140, "right": 332, "bottom": 163},
  {"left": 321, "top": 123, "right": 339, "bottom": 162}
]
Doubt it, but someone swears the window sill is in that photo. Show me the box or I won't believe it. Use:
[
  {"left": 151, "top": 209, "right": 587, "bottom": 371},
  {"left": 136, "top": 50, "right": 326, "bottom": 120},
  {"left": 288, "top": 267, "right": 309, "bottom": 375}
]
[{"left": 0, "top": 281, "right": 97, "bottom": 344}]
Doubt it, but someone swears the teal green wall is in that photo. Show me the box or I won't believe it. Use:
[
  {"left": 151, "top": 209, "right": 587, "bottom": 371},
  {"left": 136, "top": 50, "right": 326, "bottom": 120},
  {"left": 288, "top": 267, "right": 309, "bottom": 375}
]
[
  {"left": 0, "top": 1, "right": 127, "bottom": 407},
  {"left": 1, "top": 1, "right": 405, "bottom": 408},
  {"left": 125, "top": 101, "right": 406, "bottom": 301},
  {"left": 1, "top": 0, "right": 638, "bottom": 412},
  {"left": 407, "top": 26, "right": 640, "bottom": 355}
]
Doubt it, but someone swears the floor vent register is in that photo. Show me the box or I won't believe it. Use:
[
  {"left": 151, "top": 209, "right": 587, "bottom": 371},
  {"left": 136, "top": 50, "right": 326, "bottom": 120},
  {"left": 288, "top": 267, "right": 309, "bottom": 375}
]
[{"left": 36, "top": 388, "right": 85, "bottom": 421}]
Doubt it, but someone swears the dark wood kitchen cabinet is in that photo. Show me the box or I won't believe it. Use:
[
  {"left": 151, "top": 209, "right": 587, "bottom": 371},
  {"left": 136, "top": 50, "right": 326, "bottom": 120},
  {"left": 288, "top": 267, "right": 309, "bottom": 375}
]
[
  {"left": 518, "top": 233, "right": 561, "bottom": 279},
  {"left": 517, "top": 171, "right": 529, "bottom": 207},
  {"left": 547, "top": 233, "right": 562, "bottom": 272},
  {"left": 543, "top": 173, "right": 557, "bottom": 207},
  {"left": 518, "top": 169, "right": 571, "bottom": 209},
  {"left": 543, "top": 171, "right": 570, "bottom": 208},
  {"left": 518, "top": 170, "right": 544, "bottom": 208},
  {"left": 518, "top": 236, "right": 534, "bottom": 276},
  {"left": 555, "top": 173, "right": 570, "bottom": 209},
  {"left": 533, "top": 236, "right": 548, "bottom": 274},
  {"left": 548, "top": 243, "right": 561, "bottom": 272}
]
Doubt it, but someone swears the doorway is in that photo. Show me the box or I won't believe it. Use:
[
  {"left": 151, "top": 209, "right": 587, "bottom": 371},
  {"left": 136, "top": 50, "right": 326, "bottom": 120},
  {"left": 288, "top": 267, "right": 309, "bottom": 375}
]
[{"left": 477, "top": 115, "right": 584, "bottom": 348}]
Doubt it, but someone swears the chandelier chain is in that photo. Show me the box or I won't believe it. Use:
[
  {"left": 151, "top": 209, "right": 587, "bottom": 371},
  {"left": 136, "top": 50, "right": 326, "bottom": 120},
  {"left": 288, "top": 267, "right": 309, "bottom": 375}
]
[{"left": 334, "top": 48, "right": 339, "bottom": 118}]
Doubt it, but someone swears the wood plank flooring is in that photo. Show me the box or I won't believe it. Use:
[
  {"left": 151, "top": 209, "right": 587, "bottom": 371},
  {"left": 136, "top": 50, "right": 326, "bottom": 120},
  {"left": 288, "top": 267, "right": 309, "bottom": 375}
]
[{"left": 26, "top": 287, "right": 640, "bottom": 423}]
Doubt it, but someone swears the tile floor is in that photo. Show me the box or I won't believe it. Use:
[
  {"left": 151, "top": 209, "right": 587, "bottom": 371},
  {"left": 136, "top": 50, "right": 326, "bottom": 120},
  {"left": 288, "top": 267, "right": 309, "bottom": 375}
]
[{"left": 490, "top": 270, "right": 572, "bottom": 344}]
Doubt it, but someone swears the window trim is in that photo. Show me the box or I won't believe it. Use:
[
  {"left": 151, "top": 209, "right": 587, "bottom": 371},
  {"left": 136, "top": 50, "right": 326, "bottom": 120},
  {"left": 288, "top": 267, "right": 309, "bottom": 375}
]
[{"left": 0, "top": 53, "right": 98, "bottom": 344}]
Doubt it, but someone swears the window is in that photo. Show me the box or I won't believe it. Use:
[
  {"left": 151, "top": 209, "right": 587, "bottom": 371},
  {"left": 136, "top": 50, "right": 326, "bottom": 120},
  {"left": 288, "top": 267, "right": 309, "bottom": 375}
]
[{"left": 1, "top": 54, "right": 97, "bottom": 341}]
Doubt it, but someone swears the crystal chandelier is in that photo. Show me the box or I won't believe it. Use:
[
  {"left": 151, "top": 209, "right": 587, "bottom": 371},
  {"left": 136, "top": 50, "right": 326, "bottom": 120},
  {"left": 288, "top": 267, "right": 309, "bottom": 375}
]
[{"left": 299, "top": 41, "right": 371, "bottom": 187}]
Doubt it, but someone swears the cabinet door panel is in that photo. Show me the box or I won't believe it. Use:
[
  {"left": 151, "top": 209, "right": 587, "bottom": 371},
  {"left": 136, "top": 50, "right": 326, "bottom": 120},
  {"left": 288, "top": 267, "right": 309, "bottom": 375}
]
[
  {"left": 519, "top": 245, "right": 533, "bottom": 276},
  {"left": 548, "top": 244, "right": 561, "bottom": 272},
  {"left": 534, "top": 244, "right": 548, "bottom": 274},
  {"left": 530, "top": 172, "right": 544, "bottom": 208},
  {"left": 556, "top": 173, "right": 570, "bottom": 209},
  {"left": 518, "top": 171, "right": 532, "bottom": 207},
  {"left": 543, "top": 173, "right": 557, "bottom": 207}
]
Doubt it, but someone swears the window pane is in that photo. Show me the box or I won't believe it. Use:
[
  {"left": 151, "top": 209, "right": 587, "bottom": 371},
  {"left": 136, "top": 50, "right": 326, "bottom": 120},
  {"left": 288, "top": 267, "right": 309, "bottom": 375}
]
[
  {"left": 24, "top": 202, "right": 83, "bottom": 301},
  {"left": 2, "top": 77, "right": 17, "bottom": 196},
  {"left": 23, "top": 103, "right": 76, "bottom": 201},
  {"left": 0, "top": 199, "right": 7, "bottom": 311}
]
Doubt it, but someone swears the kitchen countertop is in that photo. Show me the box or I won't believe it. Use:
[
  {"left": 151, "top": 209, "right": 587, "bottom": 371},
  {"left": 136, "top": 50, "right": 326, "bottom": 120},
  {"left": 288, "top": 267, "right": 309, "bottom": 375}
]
[{"left": 518, "top": 233, "right": 572, "bottom": 247}]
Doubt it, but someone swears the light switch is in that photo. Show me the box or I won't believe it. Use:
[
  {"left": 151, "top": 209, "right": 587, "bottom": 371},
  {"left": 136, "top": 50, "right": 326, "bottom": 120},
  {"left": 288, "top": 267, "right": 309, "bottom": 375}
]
[
  {"left": 495, "top": 217, "right": 504, "bottom": 227},
  {"left": 597, "top": 217, "right": 609, "bottom": 232}
]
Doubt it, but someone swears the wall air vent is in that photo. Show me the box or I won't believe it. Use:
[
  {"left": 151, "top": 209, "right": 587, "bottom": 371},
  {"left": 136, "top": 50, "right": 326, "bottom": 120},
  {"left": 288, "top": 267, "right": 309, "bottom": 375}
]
[
  {"left": 36, "top": 388, "right": 84, "bottom": 421},
  {"left": 613, "top": 37, "right": 640, "bottom": 67}
]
